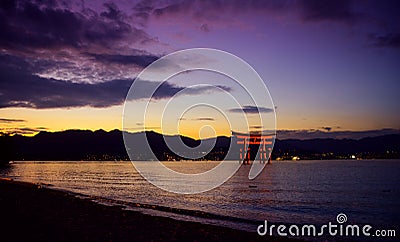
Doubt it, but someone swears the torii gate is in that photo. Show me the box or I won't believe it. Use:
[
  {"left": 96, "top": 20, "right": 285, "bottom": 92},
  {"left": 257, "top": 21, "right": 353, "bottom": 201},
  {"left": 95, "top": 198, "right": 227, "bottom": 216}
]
[{"left": 233, "top": 131, "right": 273, "bottom": 165}]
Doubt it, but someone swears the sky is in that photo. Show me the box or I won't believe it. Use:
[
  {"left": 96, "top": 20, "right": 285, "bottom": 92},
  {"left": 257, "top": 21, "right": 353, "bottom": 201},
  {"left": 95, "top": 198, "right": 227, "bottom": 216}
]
[{"left": 0, "top": 0, "right": 399, "bottom": 139}]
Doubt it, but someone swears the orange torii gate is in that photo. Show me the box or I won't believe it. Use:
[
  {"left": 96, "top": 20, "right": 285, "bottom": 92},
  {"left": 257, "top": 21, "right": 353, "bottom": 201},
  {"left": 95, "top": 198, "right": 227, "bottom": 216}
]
[{"left": 233, "top": 131, "right": 273, "bottom": 165}]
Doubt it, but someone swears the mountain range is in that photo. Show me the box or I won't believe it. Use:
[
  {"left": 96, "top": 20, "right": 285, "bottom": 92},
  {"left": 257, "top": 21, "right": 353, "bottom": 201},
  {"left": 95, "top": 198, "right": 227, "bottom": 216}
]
[{"left": 1, "top": 130, "right": 399, "bottom": 162}]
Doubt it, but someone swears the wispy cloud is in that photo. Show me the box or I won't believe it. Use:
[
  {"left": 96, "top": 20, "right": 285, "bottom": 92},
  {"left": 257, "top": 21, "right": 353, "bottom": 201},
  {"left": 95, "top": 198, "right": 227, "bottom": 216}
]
[
  {"left": 298, "top": 0, "right": 360, "bottom": 23},
  {"left": 369, "top": 33, "right": 400, "bottom": 48},
  {"left": 86, "top": 53, "right": 159, "bottom": 67},
  {"left": 134, "top": 0, "right": 370, "bottom": 30},
  {"left": 228, "top": 105, "right": 274, "bottom": 114},
  {"left": 250, "top": 125, "right": 264, "bottom": 129},
  {"left": 192, "top": 117, "right": 215, "bottom": 121},
  {"left": 138, "top": 0, "right": 290, "bottom": 23},
  {"left": 0, "top": 118, "right": 26, "bottom": 123},
  {"left": 320, "top": 126, "right": 332, "bottom": 132},
  {"left": 1, "top": 127, "right": 48, "bottom": 135}
]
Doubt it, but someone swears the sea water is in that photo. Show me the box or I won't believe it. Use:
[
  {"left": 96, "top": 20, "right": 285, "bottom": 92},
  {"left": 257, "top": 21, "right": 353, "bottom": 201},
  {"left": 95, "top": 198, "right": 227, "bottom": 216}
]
[{"left": 1, "top": 160, "right": 399, "bottom": 234}]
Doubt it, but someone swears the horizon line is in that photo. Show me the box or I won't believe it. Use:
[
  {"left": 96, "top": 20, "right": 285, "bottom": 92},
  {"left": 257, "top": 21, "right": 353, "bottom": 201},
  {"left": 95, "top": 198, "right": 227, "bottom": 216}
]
[{"left": 3, "top": 128, "right": 400, "bottom": 141}]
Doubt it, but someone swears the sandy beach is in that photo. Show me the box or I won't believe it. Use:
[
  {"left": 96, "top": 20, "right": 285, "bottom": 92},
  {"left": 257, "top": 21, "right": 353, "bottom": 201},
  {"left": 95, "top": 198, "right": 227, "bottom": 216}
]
[{"left": 0, "top": 178, "right": 298, "bottom": 242}]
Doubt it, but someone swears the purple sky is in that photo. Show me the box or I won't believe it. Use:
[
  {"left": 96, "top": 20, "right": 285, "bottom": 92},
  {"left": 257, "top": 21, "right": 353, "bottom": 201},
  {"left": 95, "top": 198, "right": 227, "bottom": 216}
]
[{"left": 0, "top": 0, "right": 399, "bottom": 137}]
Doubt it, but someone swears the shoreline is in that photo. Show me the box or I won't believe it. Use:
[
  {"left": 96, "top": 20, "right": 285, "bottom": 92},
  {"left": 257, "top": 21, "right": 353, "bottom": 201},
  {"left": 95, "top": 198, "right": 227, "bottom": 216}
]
[
  {"left": 51, "top": 187, "right": 262, "bottom": 231},
  {"left": 0, "top": 178, "right": 298, "bottom": 241}
]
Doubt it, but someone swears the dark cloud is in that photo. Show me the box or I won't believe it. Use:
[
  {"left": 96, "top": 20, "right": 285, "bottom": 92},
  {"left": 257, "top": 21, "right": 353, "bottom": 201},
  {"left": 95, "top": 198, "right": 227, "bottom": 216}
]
[
  {"left": 229, "top": 105, "right": 274, "bottom": 114},
  {"left": 0, "top": 0, "right": 163, "bottom": 84},
  {"left": 132, "top": 0, "right": 400, "bottom": 53},
  {"left": 176, "top": 85, "right": 232, "bottom": 96},
  {"left": 130, "top": 0, "right": 292, "bottom": 36},
  {"left": 0, "top": 1, "right": 236, "bottom": 109},
  {"left": 132, "top": 0, "right": 154, "bottom": 23},
  {"left": 100, "top": 2, "right": 122, "bottom": 21},
  {"left": 0, "top": 71, "right": 169, "bottom": 109},
  {"left": 250, "top": 125, "right": 264, "bottom": 129},
  {"left": 369, "top": 33, "right": 400, "bottom": 48},
  {"left": 298, "top": 0, "right": 358, "bottom": 23},
  {"left": 87, "top": 53, "right": 159, "bottom": 67},
  {"left": 320, "top": 126, "right": 332, "bottom": 132},
  {"left": 0, "top": 54, "right": 132, "bottom": 108},
  {"left": 0, "top": 0, "right": 153, "bottom": 50},
  {"left": 132, "top": 0, "right": 292, "bottom": 34},
  {"left": 193, "top": 117, "right": 215, "bottom": 121},
  {"left": 199, "top": 23, "right": 210, "bottom": 33},
  {"left": 0, "top": 1, "right": 82, "bottom": 49},
  {"left": 149, "top": 83, "right": 231, "bottom": 100},
  {"left": 0, "top": 54, "right": 231, "bottom": 109},
  {"left": 152, "top": 1, "right": 192, "bottom": 17},
  {"left": 0, "top": 75, "right": 132, "bottom": 109},
  {"left": 135, "top": 82, "right": 232, "bottom": 101},
  {"left": 134, "top": 0, "right": 369, "bottom": 26},
  {"left": 147, "top": 81, "right": 185, "bottom": 100},
  {"left": 148, "top": 0, "right": 289, "bottom": 19},
  {"left": 2, "top": 127, "right": 48, "bottom": 135},
  {"left": 0, "top": 118, "right": 26, "bottom": 123},
  {"left": 0, "top": 73, "right": 202, "bottom": 109}
]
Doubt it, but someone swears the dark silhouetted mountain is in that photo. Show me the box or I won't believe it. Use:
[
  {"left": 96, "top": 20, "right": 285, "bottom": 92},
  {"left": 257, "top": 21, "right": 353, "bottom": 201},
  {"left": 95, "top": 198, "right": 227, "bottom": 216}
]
[
  {"left": 273, "top": 134, "right": 400, "bottom": 159},
  {"left": 0, "top": 133, "right": 13, "bottom": 164},
  {"left": 11, "top": 129, "right": 126, "bottom": 161},
  {"left": 4, "top": 130, "right": 400, "bottom": 161},
  {"left": 276, "top": 128, "right": 400, "bottom": 140},
  {"left": 8, "top": 130, "right": 233, "bottom": 161}
]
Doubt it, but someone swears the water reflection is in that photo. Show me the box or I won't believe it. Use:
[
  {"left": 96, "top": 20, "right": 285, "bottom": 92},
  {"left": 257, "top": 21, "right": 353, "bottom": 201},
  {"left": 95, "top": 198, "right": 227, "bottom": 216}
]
[{"left": 1, "top": 160, "right": 399, "bottom": 232}]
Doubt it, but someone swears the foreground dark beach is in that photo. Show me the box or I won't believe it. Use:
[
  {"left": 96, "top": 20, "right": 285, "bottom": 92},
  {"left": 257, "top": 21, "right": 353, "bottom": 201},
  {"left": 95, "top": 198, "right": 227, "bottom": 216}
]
[{"left": 0, "top": 178, "right": 298, "bottom": 242}]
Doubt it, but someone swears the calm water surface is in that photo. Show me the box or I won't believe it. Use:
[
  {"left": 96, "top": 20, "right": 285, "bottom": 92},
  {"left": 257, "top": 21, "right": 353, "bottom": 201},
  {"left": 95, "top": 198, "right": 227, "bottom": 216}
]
[{"left": 1, "top": 160, "right": 399, "bottom": 233}]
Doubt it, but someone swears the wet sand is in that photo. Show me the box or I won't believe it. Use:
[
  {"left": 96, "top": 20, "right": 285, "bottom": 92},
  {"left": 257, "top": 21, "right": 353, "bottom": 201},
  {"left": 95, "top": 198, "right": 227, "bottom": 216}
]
[{"left": 0, "top": 178, "right": 298, "bottom": 242}]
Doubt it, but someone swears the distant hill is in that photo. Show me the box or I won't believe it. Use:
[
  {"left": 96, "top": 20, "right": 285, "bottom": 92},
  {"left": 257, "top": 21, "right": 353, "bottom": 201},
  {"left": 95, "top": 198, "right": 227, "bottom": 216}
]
[
  {"left": 0, "top": 133, "right": 13, "bottom": 164},
  {"left": 273, "top": 134, "right": 400, "bottom": 159},
  {"left": 7, "top": 130, "right": 232, "bottom": 161},
  {"left": 276, "top": 128, "right": 400, "bottom": 140},
  {"left": 2, "top": 130, "right": 399, "bottom": 161},
  {"left": 11, "top": 129, "right": 127, "bottom": 161}
]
